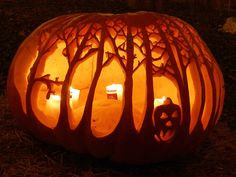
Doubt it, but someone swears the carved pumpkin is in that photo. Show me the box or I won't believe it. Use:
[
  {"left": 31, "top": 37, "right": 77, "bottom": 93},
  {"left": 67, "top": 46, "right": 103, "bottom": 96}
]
[
  {"left": 7, "top": 12, "right": 224, "bottom": 164},
  {"left": 154, "top": 97, "right": 181, "bottom": 142}
]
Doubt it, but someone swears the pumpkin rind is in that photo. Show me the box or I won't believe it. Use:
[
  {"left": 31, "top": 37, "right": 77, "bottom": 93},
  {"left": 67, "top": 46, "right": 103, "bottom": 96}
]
[{"left": 7, "top": 12, "right": 225, "bottom": 164}]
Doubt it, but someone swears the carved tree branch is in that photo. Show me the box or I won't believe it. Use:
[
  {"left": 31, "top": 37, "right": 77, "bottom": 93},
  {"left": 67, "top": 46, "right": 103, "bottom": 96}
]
[
  {"left": 34, "top": 74, "right": 64, "bottom": 99},
  {"left": 105, "top": 28, "right": 127, "bottom": 71}
]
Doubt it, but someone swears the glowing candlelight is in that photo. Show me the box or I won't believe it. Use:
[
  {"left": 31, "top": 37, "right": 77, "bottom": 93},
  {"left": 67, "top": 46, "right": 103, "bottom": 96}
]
[
  {"left": 69, "top": 87, "right": 80, "bottom": 108},
  {"left": 47, "top": 94, "right": 61, "bottom": 109},
  {"left": 154, "top": 96, "right": 166, "bottom": 107},
  {"left": 47, "top": 87, "right": 80, "bottom": 108},
  {"left": 106, "top": 84, "right": 123, "bottom": 100}
]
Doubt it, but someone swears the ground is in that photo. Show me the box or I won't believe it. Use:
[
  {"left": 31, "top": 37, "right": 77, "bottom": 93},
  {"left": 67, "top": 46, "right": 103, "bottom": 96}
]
[{"left": 0, "top": 1, "right": 236, "bottom": 176}]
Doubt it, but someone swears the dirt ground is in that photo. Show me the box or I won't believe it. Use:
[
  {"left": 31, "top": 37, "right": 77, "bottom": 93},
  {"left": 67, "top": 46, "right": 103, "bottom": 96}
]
[{"left": 0, "top": 1, "right": 236, "bottom": 176}]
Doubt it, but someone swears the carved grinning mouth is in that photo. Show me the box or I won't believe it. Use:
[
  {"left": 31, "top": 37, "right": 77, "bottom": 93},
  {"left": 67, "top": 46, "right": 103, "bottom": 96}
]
[{"left": 160, "top": 129, "right": 175, "bottom": 141}]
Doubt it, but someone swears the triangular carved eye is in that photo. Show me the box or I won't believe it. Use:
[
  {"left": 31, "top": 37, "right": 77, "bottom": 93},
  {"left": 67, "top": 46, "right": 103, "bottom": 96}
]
[
  {"left": 160, "top": 112, "right": 168, "bottom": 119},
  {"left": 172, "top": 111, "right": 179, "bottom": 118}
]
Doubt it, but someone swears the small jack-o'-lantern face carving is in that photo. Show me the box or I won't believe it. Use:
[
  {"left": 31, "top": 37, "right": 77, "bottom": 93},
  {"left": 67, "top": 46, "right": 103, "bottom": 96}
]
[{"left": 154, "top": 98, "right": 181, "bottom": 142}]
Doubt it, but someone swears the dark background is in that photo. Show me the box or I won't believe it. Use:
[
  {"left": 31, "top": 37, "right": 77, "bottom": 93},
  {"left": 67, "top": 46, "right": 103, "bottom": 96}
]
[{"left": 0, "top": 0, "right": 236, "bottom": 176}]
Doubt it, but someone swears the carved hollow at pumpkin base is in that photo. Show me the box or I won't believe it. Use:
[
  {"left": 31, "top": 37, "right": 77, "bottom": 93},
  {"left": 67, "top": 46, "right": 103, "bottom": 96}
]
[{"left": 7, "top": 12, "right": 224, "bottom": 164}]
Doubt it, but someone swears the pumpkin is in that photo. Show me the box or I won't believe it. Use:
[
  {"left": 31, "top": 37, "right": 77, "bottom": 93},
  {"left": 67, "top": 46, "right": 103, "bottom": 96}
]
[
  {"left": 154, "top": 97, "right": 181, "bottom": 142},
  {"left": 7, "top": 12, "right": 225, "bottom": 164}
]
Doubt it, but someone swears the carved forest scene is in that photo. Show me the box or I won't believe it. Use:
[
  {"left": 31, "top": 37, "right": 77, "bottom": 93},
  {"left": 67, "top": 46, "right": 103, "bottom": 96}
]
[{"left": 0, "top": 0, "right": 236, "bottom": 176}]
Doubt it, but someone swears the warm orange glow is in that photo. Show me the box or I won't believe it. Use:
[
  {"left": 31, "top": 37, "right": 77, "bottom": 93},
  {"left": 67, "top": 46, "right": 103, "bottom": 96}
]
[
  {"left": 132, "top": 64, "right": 147, "bottom": 132},
  {"left": 7, "top": 12, "right": 225, "bottom": 164},
  {"left": 153, "top": 76, "right": 179, "bottom": 106},
  {"left": 40, "top": 42, "right": 69, "bottom": 81},
  {"left": 46, "top": 94, "right": 61, "bottom": 108},
  {"left": 91, "top": 59, "right": 125, "bottom": 137},
  {"left": 106, "top": 84, "right": 123, "bottom": 100},
  {"left": 46, "top": 87, "right": 80, "bottom": 108},
  {"left": 69, "top": 87, "right": 80, "bottom": 108},
  {"left": 154, "top": 96, "right": 166, "bottom": 107}
]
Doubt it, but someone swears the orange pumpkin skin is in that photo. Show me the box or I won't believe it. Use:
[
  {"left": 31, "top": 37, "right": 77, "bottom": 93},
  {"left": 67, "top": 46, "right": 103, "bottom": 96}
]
[{"left": 7, "top": 12, "right": 224, "bottom": 164}]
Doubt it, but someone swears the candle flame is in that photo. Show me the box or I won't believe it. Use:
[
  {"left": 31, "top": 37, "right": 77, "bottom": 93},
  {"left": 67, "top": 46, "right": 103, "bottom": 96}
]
[
  {"left": 70, "top": 87, "right": 80, "bottom": 98},
  {"left": 50, "top": 94, "right": 61, "bottom": 101},
  {"left": 154, "top": 96, "right": 166, "bottom": 107},
  {"left": 155, "top": 96, "right": 166, "bottom": 104},
  {"left": 106, "top": 84, "right": 123, "bottom": 100},
  {"left": 47, "top": 87, "right": 80, "bottom": 109},
  {"left": 106, "top": 84, "right": 123, "bottom": 91},
  {"left": 49, "top": 87, "right": 80, "bottom": 101}
]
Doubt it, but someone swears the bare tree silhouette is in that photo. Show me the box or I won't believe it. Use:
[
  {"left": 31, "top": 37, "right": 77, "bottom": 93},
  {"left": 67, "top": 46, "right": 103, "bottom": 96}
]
[{"left": 23, "top": 13, "right": 223, "bottom": 163}]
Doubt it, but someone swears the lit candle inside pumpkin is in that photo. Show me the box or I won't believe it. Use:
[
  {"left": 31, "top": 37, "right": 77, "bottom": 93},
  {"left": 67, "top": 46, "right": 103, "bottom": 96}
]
[
  {"left": 106, "top": 84, "right": 123, "bottom": 100},
  {"left": 69, "top": 87, "right": 80, "bottom": 107},
  {"left": 47, "top": 94, "right": 61, "bottom": 109},
  {"left": 154, "top": 96, "right": 166, "bottom": 108},
  {"left": 47, "top": 87, "right": 80, "bottom": 108}
]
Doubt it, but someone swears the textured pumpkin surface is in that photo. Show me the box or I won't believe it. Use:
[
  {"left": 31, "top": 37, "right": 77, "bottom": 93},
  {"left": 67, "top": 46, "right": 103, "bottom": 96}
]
[{"left": 7, "top": 12, "right": 224, "bottom": 164}]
